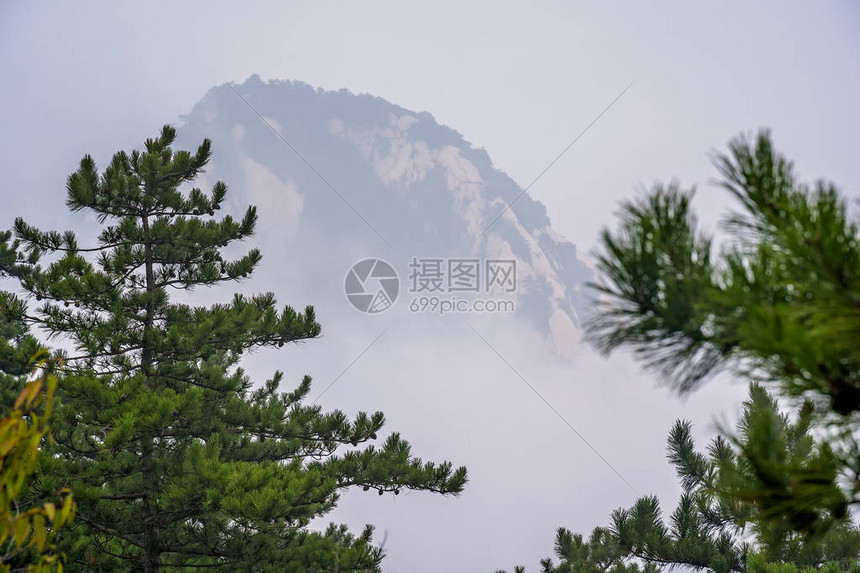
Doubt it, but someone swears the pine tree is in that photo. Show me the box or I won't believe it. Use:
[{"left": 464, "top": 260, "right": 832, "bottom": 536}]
[
  {"left": 7, "top": 126, "right": 467, "bottom": 571},
  {"left": 588, "top": 130, "right": 860, "bottom": 535},
  {"left": 609, "top": 385, "right": 859, "bottom": 572},
  {"left": 494, "top": 527, "right": 660, "bottom": 573},
  {"left": 3, "top": 234, "right": 76, "bottom": 570},
  {"left": 0, "top": 231, "right": 40, "bottom": 404},
  {"left": 539, "top": 527, "right": 660, "bottom": 573},
  {"left": 498, "top": 385, "right": 860, "bottom": 573}
]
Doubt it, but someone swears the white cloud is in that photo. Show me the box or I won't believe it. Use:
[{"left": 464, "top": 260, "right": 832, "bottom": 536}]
[
  {"left": 262, "top": 116, "right": 283, "bottom": 136},
  {"left": 241, "top": 157, "right": 303, "bottom": 235},
  {"left": 231, "top": 123, "right": 246, "bottom": 143}
]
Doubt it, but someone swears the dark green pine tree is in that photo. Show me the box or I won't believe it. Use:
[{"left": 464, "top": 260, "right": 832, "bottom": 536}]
[
  {"left": 714, "top": 385, "right": 860, "bottom": 569},
  {"left": 0, "top": 230, "right": 40, "bottom": 404},
  {"left": 0, "top": 230, "right": 59, "bottom": 573},
  {"left": 497, "top": 385, "right": 860, "bottom": 573},
  {"left": 540, "top": 527, "right": 660, "bottom": 573},
  {"left": 588, "top": 130, "right": 860, "bottom": 536},
  {"left": 607, "top": 384, "right": 860, "bottom": 572},
  {"left": 495, "top": 527, "right": 660, "bottom": 573},
  {"left": 8, "top": 126, "right": 467, "bottom": 572},
  {"left": 544, "top": 528, "right": 660, "bottom": 573}
]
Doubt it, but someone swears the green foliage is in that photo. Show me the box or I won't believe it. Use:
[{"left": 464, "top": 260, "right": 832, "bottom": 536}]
[
  {"left": 591, "top": 131, "right": 860, "bottom": 413},
  {"left": 0, "top": 361, "right": 76, "bottom": 572},
  {"left": 718, "top": 386, "right": 851, "bottom": 541},
  {"left": 746, "top": 552, "right": 860, "bottom": 573},
  {"left": 590, "top": 183, "right": 722, "bottom": 392},
  {"left": 609, "top": 493, "right": 745, "bottom": 573},
  {"left": 494, "top": 525, "right": 656, "bottom": 573},
  {"left": 500, "top": 385, "right": 859, "bottom": 572},
  {"left": 9, "top": 126, "right": 467, "bottom": 571},
  {"left": 603, "top": 415, "right": 748, "bottom": 573},
  {"left": 0, "top": 232, "right": 40, "bottom": 405},
  {"left": 0, "top": 230, "right": 39, "bottom": 281},
  {"left": 539, "top": 527, "right": 660, "bottom": 573},
  {"left": 611, "top": 384, "right": 858, "bottom": 571},
  {"left": 589, "top": 130, "right": 860, "bottom": 534}
]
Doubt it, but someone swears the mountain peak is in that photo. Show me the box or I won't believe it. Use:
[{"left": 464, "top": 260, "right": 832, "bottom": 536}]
[{"left": 180, "top": 77, "right": 593, "bottom": 354}]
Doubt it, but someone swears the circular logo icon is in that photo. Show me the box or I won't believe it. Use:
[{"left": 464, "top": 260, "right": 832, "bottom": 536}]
[{"left": 345, "top": 258, "right": 400, "bottom": 314}]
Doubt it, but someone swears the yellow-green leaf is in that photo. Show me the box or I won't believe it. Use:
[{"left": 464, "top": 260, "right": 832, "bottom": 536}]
[
  {"left": 44, "top": 502, "right": 56, "bottom": 522},
  {"left": 13, "top": 516, "right": 29, "bottom": 547},
  {"left": 32, "top": 514, "right": 46, "bottom": 550}
]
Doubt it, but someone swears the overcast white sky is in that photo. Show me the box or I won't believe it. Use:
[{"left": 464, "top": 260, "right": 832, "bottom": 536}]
[
  {"left": 3, "top": 1, "right": 858, "bottom": 247},
  {"left": 2, "top": 2, "right": 859, "bottom": 572}
]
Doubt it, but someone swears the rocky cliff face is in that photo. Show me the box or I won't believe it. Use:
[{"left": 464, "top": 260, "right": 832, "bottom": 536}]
[{"left": 179, "top": 76, "right": 593, "bottom": 353}]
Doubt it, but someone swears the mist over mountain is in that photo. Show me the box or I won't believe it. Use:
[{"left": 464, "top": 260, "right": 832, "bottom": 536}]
[
  {"left": 0, "top": 77, "right": 754, "bottom": 573},
  {"left": 167, "top": 77, "right": 750, "bottom": 573},
  {"left": 178, "top": 76, "right": 594, "bottom": 353}
]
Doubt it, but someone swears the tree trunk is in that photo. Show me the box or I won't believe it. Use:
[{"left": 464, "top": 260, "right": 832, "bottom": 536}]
[{"left": 141, "top": 213, "right": 160, "bottom": 573}]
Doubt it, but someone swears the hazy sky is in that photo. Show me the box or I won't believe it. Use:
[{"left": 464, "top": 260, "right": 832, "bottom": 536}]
[
  {"left": 2, "top": 2, "right": 859, "bottom": 572},
  {"left": 3, "top": 2, "right": 858, "bottom": 247}
]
